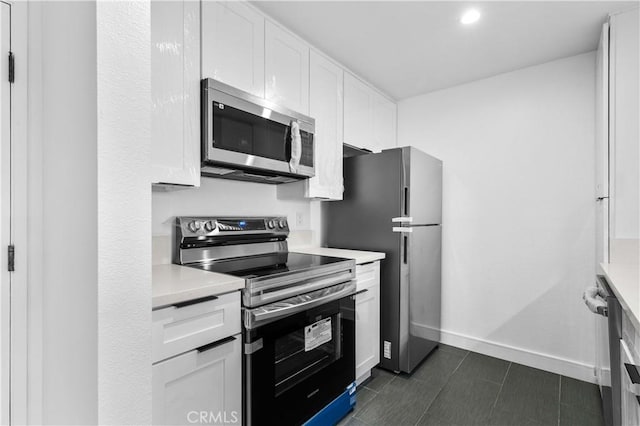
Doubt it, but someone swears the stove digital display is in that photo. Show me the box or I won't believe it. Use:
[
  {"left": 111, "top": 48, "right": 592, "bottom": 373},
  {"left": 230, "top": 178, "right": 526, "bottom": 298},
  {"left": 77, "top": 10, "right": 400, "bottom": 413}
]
[{"left": 218, "top": 219, "right": 266, "bottom": 231}]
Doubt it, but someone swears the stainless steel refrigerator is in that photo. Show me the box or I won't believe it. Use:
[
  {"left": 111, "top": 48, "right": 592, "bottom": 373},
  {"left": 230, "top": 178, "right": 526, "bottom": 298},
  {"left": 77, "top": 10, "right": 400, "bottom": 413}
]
[{"left": 324, "top": 146, "right": 442, "bottom": 374}]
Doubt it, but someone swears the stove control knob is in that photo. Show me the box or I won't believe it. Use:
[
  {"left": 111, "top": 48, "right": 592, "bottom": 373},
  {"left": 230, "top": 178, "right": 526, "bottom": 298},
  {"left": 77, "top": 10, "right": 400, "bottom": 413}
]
[
  {"left": 187, "top": 220, "right": 201, "bottom": 232},
  {"left": 267, "top": 220, "right": 275, "bottom": 229},
  {"left": 278, "top": 219, "right": 286, "bottom": 228},
  {"left": 204, "top": 220, "right": 216, "bottom": 232}
]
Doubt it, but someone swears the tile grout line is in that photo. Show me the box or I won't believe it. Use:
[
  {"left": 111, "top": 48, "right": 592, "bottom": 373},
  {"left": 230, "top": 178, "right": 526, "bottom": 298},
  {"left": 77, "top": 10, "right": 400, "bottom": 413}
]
[
  {"left": 413, "top": 350, "right": 471, "bottom": 426},
  {"left": 557, "top": 375, "right": 562, "bottom": 426},
  {"left": 488, "top": 361, "right": 512, "bottom": 419},
  {"left": 354, "top": 370, "right": 397, "bottom": 422}
]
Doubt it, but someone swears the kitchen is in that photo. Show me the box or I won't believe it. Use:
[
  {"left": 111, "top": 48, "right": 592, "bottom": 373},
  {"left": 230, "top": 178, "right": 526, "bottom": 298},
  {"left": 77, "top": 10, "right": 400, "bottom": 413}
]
[{"left": 0, "top": 0, "right": 638, "bottom": 425}]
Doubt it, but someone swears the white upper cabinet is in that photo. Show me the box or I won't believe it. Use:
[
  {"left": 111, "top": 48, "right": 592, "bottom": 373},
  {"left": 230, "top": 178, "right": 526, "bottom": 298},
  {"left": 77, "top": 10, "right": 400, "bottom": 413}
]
[
  {"left": 609, "top": 8, "right": 639, "bottom": 248},
  {"left": 151, "top": 0, "right": 200, "bottom": 186},
  {"left": 201, "top": 1, "right": 265, "bottom": 97},
  {"left": 344, "top": 72, "right": 396, "bottom": 153},
  {"left": 344, "top": 72, "right": 374, "bottom": 150},
  {"left": 307, "top": 51, "right": 344, "bottom": 200},
  {"left": 373, "top": 94, "right": 397, "bottom": 151},
  {"left": 265, "top": 21, "right": 310, "bottom": 115}
]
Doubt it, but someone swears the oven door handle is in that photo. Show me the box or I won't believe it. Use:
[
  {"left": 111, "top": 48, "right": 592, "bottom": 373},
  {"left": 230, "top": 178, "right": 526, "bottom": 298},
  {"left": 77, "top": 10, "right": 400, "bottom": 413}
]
[{"left": 244, "top": 281, "right": 356, "bottom": 329}]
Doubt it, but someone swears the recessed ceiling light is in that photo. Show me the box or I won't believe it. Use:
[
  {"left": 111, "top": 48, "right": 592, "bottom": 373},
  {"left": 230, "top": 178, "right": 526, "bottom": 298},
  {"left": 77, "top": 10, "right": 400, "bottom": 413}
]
[{"left": 460, "top": 9, "right": 481, "bottom": 25}]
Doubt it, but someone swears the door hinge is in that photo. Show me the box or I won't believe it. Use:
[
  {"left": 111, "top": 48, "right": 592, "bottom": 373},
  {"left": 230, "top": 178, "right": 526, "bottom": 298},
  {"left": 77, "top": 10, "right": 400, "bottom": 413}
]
[
  {"left": 8, "top": 51, "right": 14, "bottom": 83},
  {"left": 7, "top": 245, "right": 14, "bottom": 272}
]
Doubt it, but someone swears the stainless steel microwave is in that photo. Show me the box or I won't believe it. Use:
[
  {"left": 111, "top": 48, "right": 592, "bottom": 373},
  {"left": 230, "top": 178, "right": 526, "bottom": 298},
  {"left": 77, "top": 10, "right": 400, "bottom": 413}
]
[{"left": 201, "top": 79, "right": 315, "bottom": 184}]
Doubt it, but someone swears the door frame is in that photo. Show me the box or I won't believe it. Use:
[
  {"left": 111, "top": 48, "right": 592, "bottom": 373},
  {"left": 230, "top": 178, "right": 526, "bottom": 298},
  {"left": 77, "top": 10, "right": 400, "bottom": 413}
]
[{"left": 2, "top": 1, "right": 28, "bottom": 424}]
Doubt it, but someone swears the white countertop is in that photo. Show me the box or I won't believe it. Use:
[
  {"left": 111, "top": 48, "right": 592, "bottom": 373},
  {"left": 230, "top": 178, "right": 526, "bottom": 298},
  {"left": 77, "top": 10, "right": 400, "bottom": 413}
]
[
  {"left": 291, "top": 246, "right": 386, "bottom": 265},
  {"left": 152, "top": 264, "right": 245, "bottom": 309},
  {"left": 600, "top": 261, "right": 640, "bottom": 331}
]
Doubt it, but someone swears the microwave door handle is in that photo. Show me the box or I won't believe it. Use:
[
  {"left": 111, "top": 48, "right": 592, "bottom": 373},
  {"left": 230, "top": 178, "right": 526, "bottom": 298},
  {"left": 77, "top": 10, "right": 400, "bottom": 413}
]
[{"left": 288, "top": 121, "right": 301, "bottom": 173}]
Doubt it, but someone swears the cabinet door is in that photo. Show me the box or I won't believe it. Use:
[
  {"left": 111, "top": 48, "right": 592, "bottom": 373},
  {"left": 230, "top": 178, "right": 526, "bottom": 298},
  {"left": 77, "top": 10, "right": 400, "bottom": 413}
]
[
  {"left": 620, "top": 339, "right": 640, "bottom": 426},
  {"left": 344, "top": 72, "right": 373, "bottom": 151},
  {"left": 152, "top": 291, "right": 241, "bottom": 363},
  {"left": 265, "top": 21, "right": 309, "bottom": 114},
  {"left": 201, "top": 1, "right": 265, "bottom": 97},
  {"left": 151, "top": 0, "right": 200, "bottom": 186},
  {"left": 153, "top": 335, "right": 242, "bottom": 425},
  {"left": 373, "top": 94, "right": 397, "bottom": 151},
  {"left": 307, "top": 50, "right": 343, "bottom": 200},
  {"left": 355, "top": 262, "right": 380, "bottom": 383},
  {"left": 609, "top": 9, "right": 639, "bottom": 253},
  {"left": 595, "top": 23, "right": 609, "bottom": 263}
]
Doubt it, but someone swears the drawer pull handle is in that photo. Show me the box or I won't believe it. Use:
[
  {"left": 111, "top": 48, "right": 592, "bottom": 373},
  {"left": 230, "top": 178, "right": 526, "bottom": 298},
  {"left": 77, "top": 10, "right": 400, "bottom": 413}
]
[
  {"left": 173, "top": 295, "right": 219, "bottom": 309},
  {"left": 624, "top": 363, "right": 640, "bottom": 384},
  {"left": 353, "top": 289, "right": 369, "bottom": 296},
  {"left": 197, "top": 336, "right": 236, "bottom": 353}
]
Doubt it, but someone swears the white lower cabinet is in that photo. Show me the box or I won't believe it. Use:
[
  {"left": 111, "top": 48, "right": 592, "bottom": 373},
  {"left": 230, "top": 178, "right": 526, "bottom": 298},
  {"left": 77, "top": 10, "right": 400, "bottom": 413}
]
[
  {"left": 355, "top": 261, "right": 380, "bottom": 384},
  {"left": 621, "top": 310, "right": 640, "bottom": 426},
  {"left": 620, "top": 338, "right": 640, "bottom": 426},
  {"left": 153, "top": 335, "right": 242, "bottom": 425},
  {"left": 152, "top": 291, "right": 242, "bottom": 426}
]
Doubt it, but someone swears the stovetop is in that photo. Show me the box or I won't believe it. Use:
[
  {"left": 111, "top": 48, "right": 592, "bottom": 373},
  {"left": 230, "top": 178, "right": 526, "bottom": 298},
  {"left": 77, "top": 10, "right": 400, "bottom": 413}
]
[
  {"left": 185, "top": 252, "right": 349, "bottom": 280},
  {"left": 174, "top": 216, "right": 357, "bottom": 307}
]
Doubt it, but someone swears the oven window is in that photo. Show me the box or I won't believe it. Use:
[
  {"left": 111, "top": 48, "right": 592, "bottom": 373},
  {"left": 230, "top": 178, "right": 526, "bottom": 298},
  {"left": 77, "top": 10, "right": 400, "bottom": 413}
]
[
  {"left": 274, "top": 313, "right": 342, "bottom": 397},
  {"left": 212, "top": 102, "right": 289, "bottom": 162}
]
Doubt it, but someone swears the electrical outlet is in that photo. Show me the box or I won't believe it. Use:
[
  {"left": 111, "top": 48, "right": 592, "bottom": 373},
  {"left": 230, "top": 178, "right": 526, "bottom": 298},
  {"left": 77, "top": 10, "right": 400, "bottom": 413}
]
[{"left": 296, "top": 212, "right": 304, "bottom": 226}]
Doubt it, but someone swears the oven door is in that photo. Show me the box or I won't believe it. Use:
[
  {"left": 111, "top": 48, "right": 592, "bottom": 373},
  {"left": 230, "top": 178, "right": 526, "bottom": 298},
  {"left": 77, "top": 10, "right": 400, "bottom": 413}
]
[
  {"left": 244, "top": 286, "right": 355, "bottom": 426},
  {"left": 202, "top": 79, "right": 314, "bottom": 178}
]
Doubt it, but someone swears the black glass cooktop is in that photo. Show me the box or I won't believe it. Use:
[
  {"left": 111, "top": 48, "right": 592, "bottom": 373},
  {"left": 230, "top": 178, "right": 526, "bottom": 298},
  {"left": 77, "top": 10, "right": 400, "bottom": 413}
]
[{"left": 186, "top": 252, "right": 350, "bottom": 279}]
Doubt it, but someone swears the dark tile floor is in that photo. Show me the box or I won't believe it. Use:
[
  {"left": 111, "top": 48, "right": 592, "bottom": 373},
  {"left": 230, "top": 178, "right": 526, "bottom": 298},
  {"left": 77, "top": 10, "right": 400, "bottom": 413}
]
[{"left": 338, "top": 345, "right": 605, "bottom": 426}]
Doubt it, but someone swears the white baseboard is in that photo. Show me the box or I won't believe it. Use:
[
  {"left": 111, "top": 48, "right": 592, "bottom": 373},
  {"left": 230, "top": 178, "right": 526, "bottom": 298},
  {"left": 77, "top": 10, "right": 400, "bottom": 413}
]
[{"left": 440, "top": 329, "right": 598, "bottom": 384}]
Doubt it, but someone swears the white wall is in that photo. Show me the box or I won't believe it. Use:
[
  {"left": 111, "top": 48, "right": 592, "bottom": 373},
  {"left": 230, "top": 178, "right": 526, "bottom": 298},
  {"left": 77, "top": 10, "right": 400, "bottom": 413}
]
[
  {"left": 153, "top": 178, "right": 319, "bottom": 239},
  {"left": 38, "top": 3, "right": 98, "bottom": 423},
  {"left": 96, "top": 2, "right": 152, "bottom": 424},
  {"left": 398, "top": 52, "right": 597, "bottom": 381}
]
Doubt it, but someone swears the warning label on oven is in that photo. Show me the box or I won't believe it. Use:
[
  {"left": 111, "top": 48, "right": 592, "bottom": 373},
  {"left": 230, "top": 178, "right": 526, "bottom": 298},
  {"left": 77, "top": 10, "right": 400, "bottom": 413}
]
[{"left": 304, "top": 318, "right": 332, "bottom": 352}]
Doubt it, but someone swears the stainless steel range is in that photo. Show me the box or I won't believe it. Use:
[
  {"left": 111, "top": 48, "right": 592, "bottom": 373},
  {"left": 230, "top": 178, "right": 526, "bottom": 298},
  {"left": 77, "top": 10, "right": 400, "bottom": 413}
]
[{"left": 174, "top": 216, "right": 357, "bottom": 426}]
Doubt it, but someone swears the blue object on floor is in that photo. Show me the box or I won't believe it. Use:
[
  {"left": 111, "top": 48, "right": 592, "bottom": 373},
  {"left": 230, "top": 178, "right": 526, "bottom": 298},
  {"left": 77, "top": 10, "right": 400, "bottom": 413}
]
[{"left": 303, "top": 382, "right": 356, "bottom": 426}]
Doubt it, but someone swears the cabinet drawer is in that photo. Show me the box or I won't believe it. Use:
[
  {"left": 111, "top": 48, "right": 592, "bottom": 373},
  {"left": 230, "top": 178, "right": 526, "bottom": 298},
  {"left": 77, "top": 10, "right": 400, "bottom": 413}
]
[
  {"left": 622, "top": 311, "right": 640, "bottom": 358},
  {"left": 620, "top": 338, "right": 640, "bottom": 425},
  {"left": 356, "top": 261, "right": 380, "bottom": 291},
  {"left": 152, "top": 334, "right": 242, "bottom": 425},
  {"left": 152, "top": 291, "right": 241, "bottom": 363}
]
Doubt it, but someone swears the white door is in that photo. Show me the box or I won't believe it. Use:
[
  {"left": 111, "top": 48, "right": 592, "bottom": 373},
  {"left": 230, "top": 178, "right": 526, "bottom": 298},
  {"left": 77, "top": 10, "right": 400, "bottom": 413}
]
[
  {"left": 344, "top": 72, "right": 373, "bottom": 151},
  {"left": 201, "top": 1, "right": 265, "bottom": 97},
  {"left": 308, "top": 50, "right": 343, "bottom": 200},
  {"left": 265, "top": 21, "right": 309, "bottom": 114},
  {"left": 372, "top": 94, "right": 397, "bottom": 151},
  {"left": 152, "top": 335, "right": 242, "bottom": 425},
  {"left": 355, "top": 262, "right": 380, "bottom": 383},
  {"left": 595, "top": 22, "right": 609, "bottom": 264},
  {"left": 0, "top": 2, "right": 10, "bottom": 424},
  {"left": 150, "top": 0, "right": 200, "bottom": 187}
]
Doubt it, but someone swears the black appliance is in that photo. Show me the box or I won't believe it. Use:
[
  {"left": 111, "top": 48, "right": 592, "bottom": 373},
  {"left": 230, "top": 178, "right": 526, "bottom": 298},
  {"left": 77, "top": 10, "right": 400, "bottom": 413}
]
[
  {"left": 174, "top": 216, "right": 356, "bottom": 425},
  {"left": 201, "top": 79, "right": 315, "bottom": 184}
]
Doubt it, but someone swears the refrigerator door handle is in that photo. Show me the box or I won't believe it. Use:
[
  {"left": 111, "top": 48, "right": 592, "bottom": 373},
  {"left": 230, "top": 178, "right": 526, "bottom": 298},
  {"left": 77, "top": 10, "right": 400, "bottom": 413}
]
[
  {"left": 393, "top": 227, "right": 413, "bottom": 233},
  {"left": 392, "top": 217, "right": 413, "bottom": 223},
  {"left": 403, "top": 187, "right": 409, "bottom": 215},
  {"left": 403, "top": 236, "right": 408, "bottom": 264}
]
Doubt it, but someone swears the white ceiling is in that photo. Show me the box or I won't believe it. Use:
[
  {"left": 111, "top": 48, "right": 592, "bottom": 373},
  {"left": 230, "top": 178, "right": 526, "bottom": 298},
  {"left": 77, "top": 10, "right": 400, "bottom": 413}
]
[{"left": 252, "top": 1, "right": 638, "bottom": 100}]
